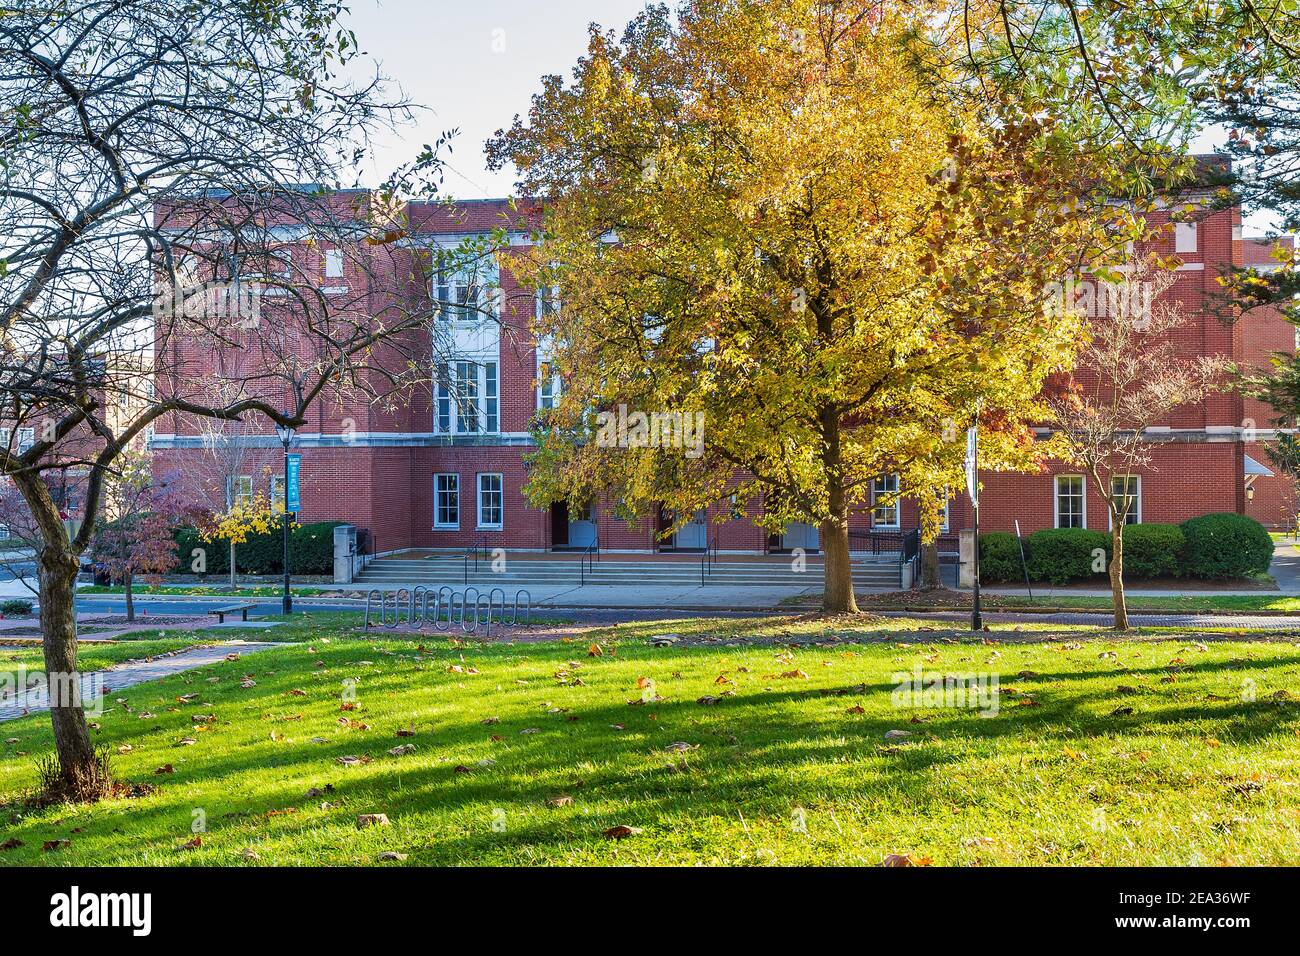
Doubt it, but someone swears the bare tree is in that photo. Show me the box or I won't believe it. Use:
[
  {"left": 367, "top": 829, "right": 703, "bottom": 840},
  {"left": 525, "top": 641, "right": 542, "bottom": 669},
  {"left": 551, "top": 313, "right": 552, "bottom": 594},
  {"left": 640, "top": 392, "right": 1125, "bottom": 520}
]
[
  {"left": 1045, "top": 259, "right": 1226, "bottom": 630},
  {"left": 0, "top": 0, "right": 456, "bottom": 799}
]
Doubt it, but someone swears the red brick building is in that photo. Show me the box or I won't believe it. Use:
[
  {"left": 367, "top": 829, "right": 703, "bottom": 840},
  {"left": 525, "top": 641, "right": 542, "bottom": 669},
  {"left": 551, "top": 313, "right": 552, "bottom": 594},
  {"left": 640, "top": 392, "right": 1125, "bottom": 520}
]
[{"left": 149, "top": 180, "right": 1300, "bottom": 557}]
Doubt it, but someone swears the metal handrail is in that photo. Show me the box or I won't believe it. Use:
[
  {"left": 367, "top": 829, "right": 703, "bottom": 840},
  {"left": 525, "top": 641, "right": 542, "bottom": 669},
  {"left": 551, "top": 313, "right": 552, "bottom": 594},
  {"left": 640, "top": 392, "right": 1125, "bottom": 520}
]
[
  {"left": 579, "top": 536, "right": 600, "bottom": 585},
  {"left": 700, "top": 528, "right": 720, "bottom": 586},
  {"left": 462, "top": 536, "right": 488, "bottom": 584}
]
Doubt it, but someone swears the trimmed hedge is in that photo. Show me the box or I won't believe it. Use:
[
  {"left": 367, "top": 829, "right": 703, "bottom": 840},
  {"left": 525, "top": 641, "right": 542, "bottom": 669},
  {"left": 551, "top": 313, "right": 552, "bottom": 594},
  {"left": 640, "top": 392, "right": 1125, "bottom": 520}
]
[
  {"left": 1179, "top": 513, "right": 1272, "bottom": 580},
  {"left": 1118, "top": 523, "right": 1185, "bottom": 579},
  {"left": 175, "top": 521, "right": 344, "bottom": 576},
  {"left": 979, "top": 531, "right": 1026, "bottom": 583},
  {"left": 1026, "top": 528, "right": 1110, "bottom": 584}
]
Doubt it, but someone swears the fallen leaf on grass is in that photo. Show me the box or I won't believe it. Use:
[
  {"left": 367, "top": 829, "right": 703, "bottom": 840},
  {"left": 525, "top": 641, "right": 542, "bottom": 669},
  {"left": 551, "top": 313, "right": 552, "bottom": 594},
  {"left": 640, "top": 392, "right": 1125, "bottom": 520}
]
[
  {"left": 42, "top": 839, "right": 71, "bottom": 852},
  {"left": 1109, "top": 706, "right": 1134, "bottom": 717},
  {"left": 387, "top": 744, "right": 417, "bottom": 757},
  {"left": 881, "top": 853, "right": 931, "bottom": 867},
  {"left": 664, "top": 741, "right": 698, "bottom": 752},
  {"left": 378, "top": 851, "right": 408, "bottom": 862},
  {"left": 154, "top": 764, "right": 174, "bottom": 775},
  {"left": 174, "top": 737, "right": 197, "bottom": 747},
  {"left": 0, "top": 838, "right": 22, "bottom": 851},
  {"left": 336, "top": 755, "right": 371, "bottom": 766},
  {"left": 176, "top": 837, "right": 202, "bottom": 851},
  {"left": 356, "top": 814, "right": 389, "bottom": 829},
  {"left": 395, "top": 727, "right": 416, "bottom": 737},
  {"left": 883, "top": 730, "right": 912, "bottom": 740},
  {"left": 546, "top": 795, "right": 574, "bottom": 808},
  {"left": 602, "top": 825, "right": 642, "bottom": 840}
]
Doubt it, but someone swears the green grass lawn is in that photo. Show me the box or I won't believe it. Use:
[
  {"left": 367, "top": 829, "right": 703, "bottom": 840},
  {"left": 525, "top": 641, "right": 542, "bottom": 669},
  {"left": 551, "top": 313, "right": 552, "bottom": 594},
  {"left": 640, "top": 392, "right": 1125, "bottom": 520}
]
[{"left": 2, "top": 612, "right": 1299, "bottom": 866}]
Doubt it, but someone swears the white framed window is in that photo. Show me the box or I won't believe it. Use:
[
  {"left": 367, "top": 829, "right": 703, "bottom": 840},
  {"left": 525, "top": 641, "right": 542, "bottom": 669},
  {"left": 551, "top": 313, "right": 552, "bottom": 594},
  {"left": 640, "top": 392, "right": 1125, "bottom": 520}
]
[
  {"left": 433, "top": 252, "right": 499, "bottom": 322},
  {"left": 0, "top": 428, "right": 10, "bottom": 450},
  {"left": 1110, "top": 475, "right": 1141, "bottom": 527},
  {"left": 477, "top": 473, "right": 503, "bottom": 530},
  {"left": 1175, "top": 221, "right": 1198, "bottom": 254},
  {"left": 270, "top": 475, "right": 285, "bottom": 510},
  {"left": 324, "top": 249, "right": 344, "bottom": 278},
  {"left": 228, "top": 475, "right": 254, "bottom": 509},
  {"left": 872, "top": 474, "right": 900, "bottom": 528},
  {"left": 538, "top": 358, "right": 562, "bottom": 410},
  {"left": 16, "top": 428, "right": 34, "bottom": 452},
  {"left": 434, "top": 473, "right": 460, "bottom": 529},
  {"left": 1055, "top": 475, "right": 1086, "bottom": 528},
  {"left": 536, "top": 285, "right": 560, "bottom": 320},
  {"left": 940, "top": 495, "right": 950, "bottom": 533},
  {"left": 436, "top": 361, "right": 499, "bottom": 434}
]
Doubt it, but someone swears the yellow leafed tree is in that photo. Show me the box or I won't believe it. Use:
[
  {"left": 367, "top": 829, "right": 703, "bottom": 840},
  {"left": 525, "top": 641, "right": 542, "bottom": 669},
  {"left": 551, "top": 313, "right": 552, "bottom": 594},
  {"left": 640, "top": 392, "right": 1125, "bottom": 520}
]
[{"left": 489, "top": 0, "right": 1125, "bottom": 612}]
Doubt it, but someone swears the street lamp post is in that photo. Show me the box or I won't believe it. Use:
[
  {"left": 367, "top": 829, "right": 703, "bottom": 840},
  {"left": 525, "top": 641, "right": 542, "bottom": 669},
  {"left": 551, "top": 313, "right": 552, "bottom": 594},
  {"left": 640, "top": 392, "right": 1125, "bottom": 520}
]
[{"left": 275, "top": 423, "right": 295, "bottom": 616}]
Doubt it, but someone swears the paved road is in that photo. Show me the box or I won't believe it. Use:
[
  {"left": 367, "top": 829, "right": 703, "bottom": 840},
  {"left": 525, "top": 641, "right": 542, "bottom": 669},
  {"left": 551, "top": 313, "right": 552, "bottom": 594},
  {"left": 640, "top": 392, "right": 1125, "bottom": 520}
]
[{"left": 0, "top": 641, "right": 281, "bottom": 722}]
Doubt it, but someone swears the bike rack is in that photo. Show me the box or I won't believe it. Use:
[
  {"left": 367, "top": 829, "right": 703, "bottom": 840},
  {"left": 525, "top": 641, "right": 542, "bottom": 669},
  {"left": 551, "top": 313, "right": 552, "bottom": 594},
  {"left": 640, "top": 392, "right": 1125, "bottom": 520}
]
[{"left": 364, "top": 586, "right": 533, "bottom": 634}]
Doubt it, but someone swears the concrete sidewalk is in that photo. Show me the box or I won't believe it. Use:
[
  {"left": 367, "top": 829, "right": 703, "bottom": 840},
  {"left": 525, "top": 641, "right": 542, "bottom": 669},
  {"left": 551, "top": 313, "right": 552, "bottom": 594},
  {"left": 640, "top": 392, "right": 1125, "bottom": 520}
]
[{"left": 0, "top": 640, "right": 281, "bottom": 722}]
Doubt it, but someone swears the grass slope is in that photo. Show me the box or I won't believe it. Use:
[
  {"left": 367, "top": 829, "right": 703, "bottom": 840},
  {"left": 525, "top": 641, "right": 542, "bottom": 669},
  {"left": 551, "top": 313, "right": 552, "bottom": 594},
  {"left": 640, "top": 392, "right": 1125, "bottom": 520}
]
[{"left": 1, "top": 613, "right": 1298, "bottom": 866}]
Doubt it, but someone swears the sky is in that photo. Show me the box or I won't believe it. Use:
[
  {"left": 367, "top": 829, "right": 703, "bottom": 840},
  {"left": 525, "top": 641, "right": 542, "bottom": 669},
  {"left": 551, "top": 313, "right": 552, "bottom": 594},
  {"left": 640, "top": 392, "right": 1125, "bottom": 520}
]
[
  {"left": 343, "top": 0, "right": 653, "bottom": 199},
  {"left": 342, "top": 0, "right": 1274, "bottom": 232}
]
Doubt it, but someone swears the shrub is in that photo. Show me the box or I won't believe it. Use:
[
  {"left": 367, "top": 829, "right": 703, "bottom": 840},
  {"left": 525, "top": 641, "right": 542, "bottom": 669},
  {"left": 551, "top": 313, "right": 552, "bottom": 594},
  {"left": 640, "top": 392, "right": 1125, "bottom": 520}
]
[
  {"left": 174, "top": 521, "right": 345, "bottom": 576},
  {"left": 1026, "top": 527, "right": 1110, "bottom": 584},
  {"left": 1, "top": 598, "right": 33, "bottom": 616},
  {"left": 1180, "top": 513, "right": 1273, "bottom": 580},
  {"left": 1117, "top": 523, "right": 1185, "bottom": 579},
  {"left": 979, "top": 532, "right": 1027, "bottom": 583}
]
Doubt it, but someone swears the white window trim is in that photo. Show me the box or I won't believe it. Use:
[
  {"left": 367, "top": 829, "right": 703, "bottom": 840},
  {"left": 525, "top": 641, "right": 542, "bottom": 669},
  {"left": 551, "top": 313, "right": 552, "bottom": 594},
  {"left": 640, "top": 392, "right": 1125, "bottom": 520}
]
[
  {"left": 435, "top": 361, "right": 499, "bottom": 435},
  {"left": 228, "top": 474, "right": 254, "bottom": 509},
  {"left": 433, "top": 253, "right": 501, "bottom": 323},
  {"left": 872, "top": 474, "right": 901, "bottom": 529},
  {"left": 324, "top": 248, "right": 344, "bottom": 279},
  {"left": 434, "top": 473, "right": 460, "bottom": 530},
  {"left": 535, "top": 285, "right": 561, "bottom": 321},
  {"left": 1054, "top": 474, "right": 1087, "bottom": 529},
  {"left": 1174, "top": 221, "right": 1198, "bottom": 254},
  {"left": 476, "top": 473, "right": 504, "bottom": 531},
  {"left": 537, "top": 354, "right": 561, "bottom": 411},
  {"left": 1109, "top": 474, "right": 1141, "bottom": 529}
]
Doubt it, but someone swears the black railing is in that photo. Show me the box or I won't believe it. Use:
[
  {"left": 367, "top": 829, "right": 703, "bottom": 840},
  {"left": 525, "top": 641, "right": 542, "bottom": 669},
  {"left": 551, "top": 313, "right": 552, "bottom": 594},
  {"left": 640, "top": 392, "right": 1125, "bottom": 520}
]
[
  {"left": 699, "top": 529, "right": 720, "bottom": 586},
  {"left": 462, "top": 536, "right": 488, "bottom": 585},
  {"left": 578, "top": 536, "right": 600, "bottom": 585}
]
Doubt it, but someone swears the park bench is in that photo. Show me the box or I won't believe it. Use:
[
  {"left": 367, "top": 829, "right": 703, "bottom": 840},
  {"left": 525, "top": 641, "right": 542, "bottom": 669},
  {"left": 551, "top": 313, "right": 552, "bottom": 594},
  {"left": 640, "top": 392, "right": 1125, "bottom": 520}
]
[{"left": 208, "top": 603, "right": 257, "bottom": 624}]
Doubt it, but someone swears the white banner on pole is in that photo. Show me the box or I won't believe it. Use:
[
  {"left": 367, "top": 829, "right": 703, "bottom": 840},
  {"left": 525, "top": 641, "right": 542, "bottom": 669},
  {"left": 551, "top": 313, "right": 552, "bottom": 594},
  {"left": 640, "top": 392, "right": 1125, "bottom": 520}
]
[{"left": 964, "top": 425, "right": 978, "bottom": 505}]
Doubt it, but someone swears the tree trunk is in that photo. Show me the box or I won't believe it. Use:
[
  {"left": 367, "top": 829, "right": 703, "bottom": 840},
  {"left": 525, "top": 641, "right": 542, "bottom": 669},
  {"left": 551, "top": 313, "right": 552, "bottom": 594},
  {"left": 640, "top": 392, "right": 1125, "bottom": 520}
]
[
  {"left": 820, "top": 516, "right": 859, "bottom": 614},
  {"left": 38, "top": 542, "right": 100, "bottom": 796},
  {"left": 920, "top": 540, "right": 941, "bottom": 590},
  {"left": 124, "top": 571, "right": 135, "bottom": 623},
  {"left": 1110, "top": 524, "right": 1129, "bottom": 631}
]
